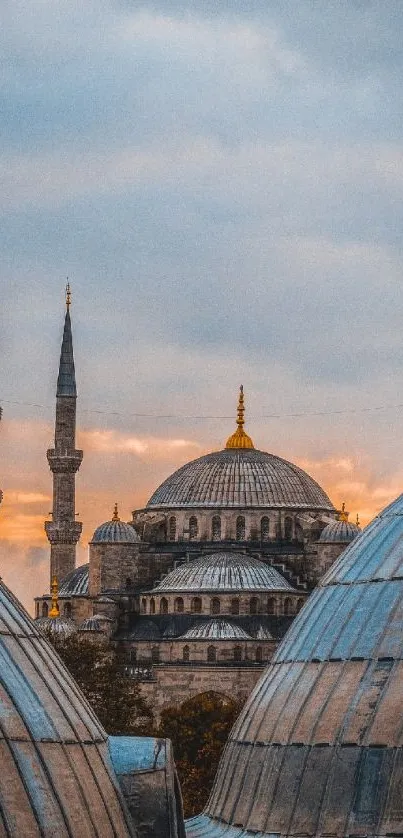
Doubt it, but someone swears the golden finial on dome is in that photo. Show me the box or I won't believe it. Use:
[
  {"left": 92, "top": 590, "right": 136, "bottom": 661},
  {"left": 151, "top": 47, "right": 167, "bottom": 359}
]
[
  {"left": 112, "top": 502, "right": 120, "bottom": 521},
  {"left": 49, "top": 576, "right": 60, "bottom": 619},
  {"left": 225, "top": 385, "right": 255, "bottom": 450},
  {"left": 66, "top": 280, "right": 71, "bottom": 310},
  {"left": 339, "top": 502, "right": 349, "bottom": 523}
]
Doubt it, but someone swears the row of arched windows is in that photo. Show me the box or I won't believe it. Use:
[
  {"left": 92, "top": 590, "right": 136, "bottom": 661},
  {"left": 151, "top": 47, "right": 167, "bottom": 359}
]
[
  {"left": 143, "top": 595, "right": 304, "bottom": 616},
  {"left": 137, "top": 646, "right": 266, "bottom": 664},
  {"left": 167, "top": 515, "right": 297, "bottom": 542}
]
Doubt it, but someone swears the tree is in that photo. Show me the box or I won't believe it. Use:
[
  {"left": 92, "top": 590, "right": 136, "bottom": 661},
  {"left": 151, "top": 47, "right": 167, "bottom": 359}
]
[
  {"left": 46, "top": 632, "right": 154, "bottom": 736},
  {"left": 157, "top": 691, "right": 243, "bottom": 818}
]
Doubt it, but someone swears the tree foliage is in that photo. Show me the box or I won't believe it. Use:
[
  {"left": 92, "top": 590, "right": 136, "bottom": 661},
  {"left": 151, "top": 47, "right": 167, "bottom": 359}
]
[
  {"left": 47, "top": 632, "right": 154, "bottom": 736},
  {"left": 157, "top": 691, "right": 243, "bottom": 818}
]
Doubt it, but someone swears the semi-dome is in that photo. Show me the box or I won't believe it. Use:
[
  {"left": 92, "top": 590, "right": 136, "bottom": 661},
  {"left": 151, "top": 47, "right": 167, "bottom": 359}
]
[
  {"left": 181, "top": 619, "right": 252, "bottom": 641},
  {"left": 92, "top": 503, "right": 140, "bottom": 543},
  {"left": 59, "top": 562, "right": 89, "bottom": 596},
  {"left": 35, "top": 615, "right": 77, "bottom": 638},
  {"left": 0, "top": 577, "right": 134, "bottom": 836},
  {"left": 318, "top": 506, "right": 360, "bottom": 544},
  {"left": 186, "top": 492, "right": 403, "bottom": 838},
  {"left": 79, "top": 614, "right": 112, "bottom": 632},
  {"left": 153, "top": 552, "right": 295, "bottom": 593}
]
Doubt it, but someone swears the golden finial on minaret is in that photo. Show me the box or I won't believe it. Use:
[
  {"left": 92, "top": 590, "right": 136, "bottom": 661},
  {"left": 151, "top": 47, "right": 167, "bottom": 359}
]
[
  {"left": 356, "top": 513, "right": 360, "bottom": 527},
  {"left": 49, "top": 576, "right": 60, "bottom": 618},
  {"left": 66, "top": 280, "right": 71, "bottom": 310},
  {"left": 225, "top": 385, "right": 255, "bottom": 450},
  {"left": 112, "top": 502, "right": 120, "bottom": 522},
  {"left": 339, "top": 502, "right": 349, "bottom": 523}
]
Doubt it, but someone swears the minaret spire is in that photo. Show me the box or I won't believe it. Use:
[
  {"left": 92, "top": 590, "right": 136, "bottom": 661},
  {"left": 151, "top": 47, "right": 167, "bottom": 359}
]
[{"left": 45, "top": 287, "right": 83, "bottom": 586}]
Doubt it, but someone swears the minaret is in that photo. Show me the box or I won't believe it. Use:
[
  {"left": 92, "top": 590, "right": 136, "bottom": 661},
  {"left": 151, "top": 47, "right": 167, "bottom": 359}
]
[{"left": 45, "top": 284, "right": 83, "bottom": 585}]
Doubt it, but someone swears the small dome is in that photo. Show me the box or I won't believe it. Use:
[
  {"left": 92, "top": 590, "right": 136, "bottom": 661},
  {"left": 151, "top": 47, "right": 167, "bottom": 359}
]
[
  {"left": 91, "top": 514, "right": 140, "bottom": 544},
  {"left": 79, "top": 615, "right": 107, "bottom": 632},
  {"left": 153, "top": 552, "right": 295, "bottom": 593},
  {"left": 35, "top": 615, "right": 77, "bottom": 638},
  {"left": 59, "top": 563, "right": 89, "bottom": 596},
  {"left": 256, "top": 625, "right": 273, "bottom": 640},
  {"left": 181, "top": 619, "right": 252, "bottom": 641},
  {"left": 318, "top": 512, "right": 360, "bottom": 544}
]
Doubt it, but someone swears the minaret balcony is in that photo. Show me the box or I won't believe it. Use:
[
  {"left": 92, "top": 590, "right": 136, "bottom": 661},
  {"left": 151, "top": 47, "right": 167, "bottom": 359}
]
[
  {"left": 46, "top": 449, "right": 83, "bottom": 473},
  {"left": 45, "top": 520, "right": 82, "bottom": 544}
]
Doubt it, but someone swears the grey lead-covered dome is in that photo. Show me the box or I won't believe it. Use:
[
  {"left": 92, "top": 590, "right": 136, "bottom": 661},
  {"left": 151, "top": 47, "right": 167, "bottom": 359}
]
[
  {"left": 181, "top": 619, "right": 252, "bottom": 641},
  {"left": 318, "top": 519, "right": 360, "bottom": 543},
  {"left": 186, "top": 492, "right": 403, "bottom": 838},
  {"left": 146, "top": 448, "right": 334, "bottom": 510},
  {"left": 153, "top": 552, "right": 295, "bottom": 593},
  {"left": 35, "top": 615, "right": 77, "bottom": 638},
  {"left": 0, "top": 578, "right": 133, "bottom": 836},
  {"left": 59, "top": 562, "right": 89, "bottom": 596},
  {"left": 91, "top": 519, "right": 139, "bottom": 544}
]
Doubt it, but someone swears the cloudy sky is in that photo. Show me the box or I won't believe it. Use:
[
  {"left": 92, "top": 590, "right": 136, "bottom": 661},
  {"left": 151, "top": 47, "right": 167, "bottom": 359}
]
[{"left": 2, "top": 1, "right": 403, "bottom": 609}]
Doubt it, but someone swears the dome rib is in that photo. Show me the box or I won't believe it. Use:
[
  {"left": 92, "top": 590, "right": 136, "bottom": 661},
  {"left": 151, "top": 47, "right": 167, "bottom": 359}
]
[
  {"left": 146, "top": 449, "right": 333, "bottom": 510},
  {"left": 152, "top": 552, "right": 295, "bottom": 593}
]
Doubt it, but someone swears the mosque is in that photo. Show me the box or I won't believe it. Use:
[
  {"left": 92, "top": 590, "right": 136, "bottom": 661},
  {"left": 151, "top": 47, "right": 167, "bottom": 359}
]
[{"left": 34, "top": 291, "right": 361, "bottom": 712}]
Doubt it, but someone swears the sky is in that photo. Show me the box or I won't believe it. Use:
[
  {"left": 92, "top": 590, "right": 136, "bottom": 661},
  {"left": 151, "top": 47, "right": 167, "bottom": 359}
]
[{"left": 2, "top": 0, "right": 403, "bottom": 610}]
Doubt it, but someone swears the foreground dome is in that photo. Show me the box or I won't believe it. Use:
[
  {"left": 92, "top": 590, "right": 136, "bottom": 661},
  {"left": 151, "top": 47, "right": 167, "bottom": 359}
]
[
  {"left": 187, "top": 492, "right": 403, "bottom": 837},
  {"left": 0, "top": 577, "right": 133, "bottom": 836},
  {"left": 153, "top": 552, "right": 295, "bottom": 593}
]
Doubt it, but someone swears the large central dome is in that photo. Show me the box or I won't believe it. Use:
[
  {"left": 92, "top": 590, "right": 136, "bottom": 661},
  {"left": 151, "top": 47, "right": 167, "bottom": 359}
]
[{"left": 146, "top": 448, "right": 334, "bottom": 511}]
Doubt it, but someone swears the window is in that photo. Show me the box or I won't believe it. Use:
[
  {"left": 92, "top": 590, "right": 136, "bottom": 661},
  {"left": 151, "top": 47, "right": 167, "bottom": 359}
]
[
  {"left": 255, "top": 647, "right": 263, "bottom": 663},
  {"left": 236, "top": 515, "right": 246, "bottom": 541},
  {"left": 42, "top": 602, "right": 48, "bottom": 617},
  {"left": 151, "top": 646, "right": 160, "bottom": 663},
  {"left": 125, "top": 577, "right": 132, "bottom": 589},
  {"left": 231, "top": 598, "right": 240, "bottom": 615},
  {"left": 141, "top": 597, "right": 147, "bottom": 613},
  {"left": 150, "top": 598, "right": 155, "bottom": 615},
  {"left": 249, "top": 597, "right": 259, "bottom": 615},
  {"left": 212, "top": 515, "right": 221, "bottom": 541},
  {"left": 267, "top": 597, "right": 276, "bottom": 615},
  {"left": 168, "top": 516, "right": 176, "bottom": 541},
  {"left": 63, "top": 602, "right": 72, "bottom": 617},
  {"left": 35, "top": 602, "right": 39, "bottom": 618},
  {"left": 275, "top": 516, "right": 282, "bottom": 540},
  {"left": 189, "top": 516, "right": 198, "bottom": 540},
  {"left": 210, "top": 597, "right": 220, "bottom": 615},
  {"left": 183, "top": 645, "right": 190, "bottom": 663},
  {"left": 129, "top": 648, "right": 137, "bottom": 663},
  {"left": 284, "top": 597, "right": 293, "bottom": 616},
  {"left": 207, "top": 646, "right": 217, "bottom": 663},
  {"left": 191, "top": 596, "right": 202, "bottom": 614},
  {"left": 233, "top": 645, "right": 242, "bottom": 662},
  {"left": 174, "top": 597, "right": 184, "bottom": 613},
  {"left": 284, "top": 516, "right": 293, "bottom": 540},
  {"left": 160, "top": 597, "right": 168, "bottom": 615},
  {"left": 297, "top": 598, "right": 305, "bottom": 612},
  {"left": 261, "top": 516, "right": 270, "bottom": 542}
]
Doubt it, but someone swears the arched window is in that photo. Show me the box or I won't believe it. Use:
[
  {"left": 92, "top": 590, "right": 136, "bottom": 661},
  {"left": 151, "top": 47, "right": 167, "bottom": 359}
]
[
  {"left": 236, "top": 515, "right": 246, "bottom": 541},
  {"left": 189, "top": 516, "right": 198, "bottom": 540},
  {"left": 267, "top": 597, "right": 276, "bottom": 615},
  {"left": 35, "top": 602, "right": 39, "bottom": 618},
  {"left": 42, "top": 602, "right": 48, "bottom": 617},
  {"left": 63, "top": 602, "right": 72, "bottom": 617},
  {"left": 130, "top": 648, "right": 137, "bottom": 663},
  {"left": 233, "top": 645, "right": 242, "bottom": 662},
  {"left": 174, "top": 597, "right": 184, "bottom": 613},
  {"left": 191, "top": 596, "right": 202, "bottom": 614},
  {"left": 275, "top": 516, "right": 282, "bottom": 540},
  {"left": 231, "top": 598, "right": 240, "bottom": 615},
  {"left": 125, "top": 577, "right": 132, "bottom": 589},
  {"left": 249, "top": 597, "right": 259, "bottom": 615},
  {"left": 284, "top": 516, "right": 293, "bottom": 540},
  {"left": 183, "top": 645, "right": 190, "bottom": 663},
  {"left": 212, "top": 516, "right": 221, "bottom": 541},
  {"left": 141, "top": 597, "right": 147, "bottom": 613},
  {"left": 297, "top": 597, "right": 305, "bottom": 612},
  {"left": 151, "top": 646, "right": 160, "bottom": 663},
  {"left": 207, "top": 646, "right": 217, "bottom": 663},
  {"left": 210, "top": 597, "right": 220, "bottom": 615},
  {"left": 168, "top": 516, "right": 176, "bottom": 541},
  {"left": 255, "top": 647, "right": 263, "bottom": 663},
  {"left": 150, "top": 598, "right": 155, "bottom": 615},
  {"left": 284, "top": 597, "right": 293, "bottom": 616},
  {"left": 261, "top": 516, "right": 270, "bottom": 542},
  {"left": 160, "top": 597, "right": 168, "bottom": 615}
]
